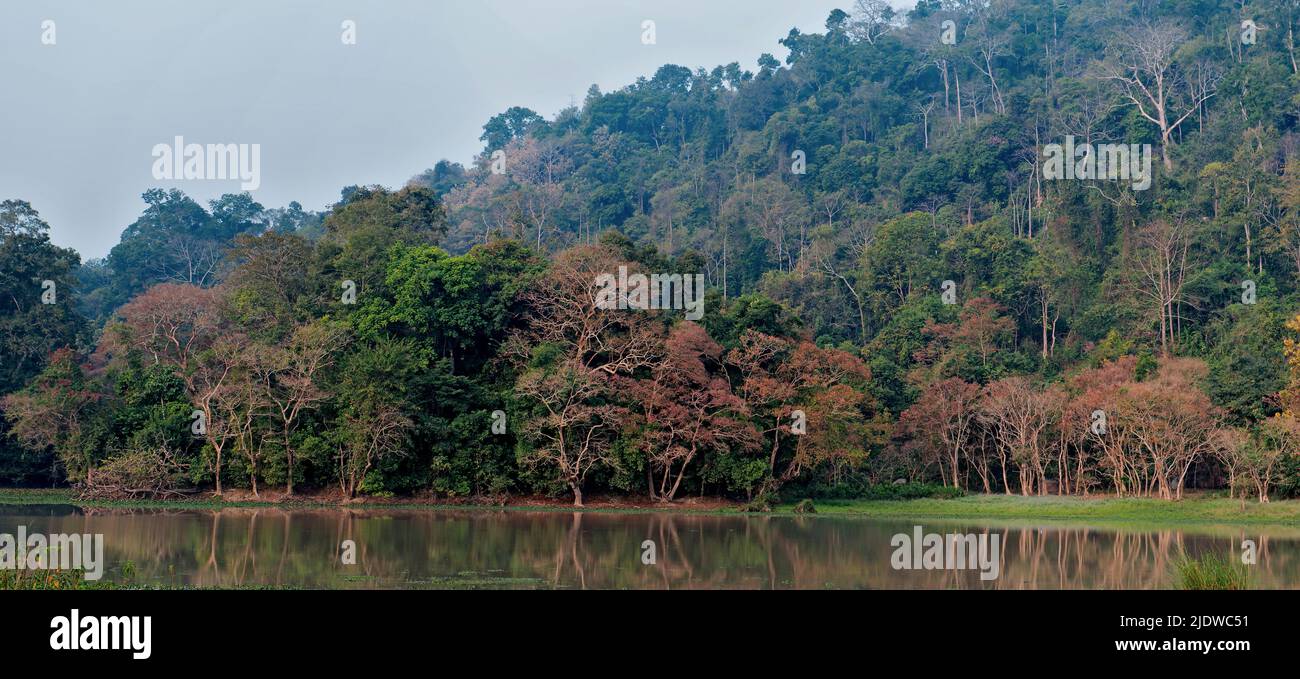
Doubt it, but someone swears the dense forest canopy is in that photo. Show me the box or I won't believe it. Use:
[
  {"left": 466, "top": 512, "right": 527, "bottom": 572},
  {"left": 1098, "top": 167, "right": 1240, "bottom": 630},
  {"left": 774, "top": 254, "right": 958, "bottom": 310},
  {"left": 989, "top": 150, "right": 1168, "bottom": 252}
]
[{"left": 3, "top": 0, "right": 1300, "bottom": 506}]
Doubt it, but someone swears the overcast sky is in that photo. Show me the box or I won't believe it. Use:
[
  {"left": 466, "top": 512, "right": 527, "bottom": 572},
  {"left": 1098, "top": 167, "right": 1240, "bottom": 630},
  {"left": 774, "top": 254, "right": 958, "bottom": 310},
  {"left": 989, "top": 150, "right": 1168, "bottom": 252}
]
[{"left": 0, "top": 1, "right": 910, "bottom": 259}]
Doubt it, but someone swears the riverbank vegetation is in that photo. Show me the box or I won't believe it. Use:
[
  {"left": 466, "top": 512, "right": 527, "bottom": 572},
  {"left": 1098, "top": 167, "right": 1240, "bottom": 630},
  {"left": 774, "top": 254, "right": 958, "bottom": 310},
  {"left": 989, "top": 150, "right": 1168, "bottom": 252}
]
[
  {"left": 1173, "top": 553, "right": 1252, "bottom": 590},
  {"left": 799, "top": 494, "right": 1300, "bottom": 525},
  {"left": 3, "top": 0, "right": 1300, "bottom": 506},
  {"left": 4, "top": 488, "right": 1299, "bottom": 527}
]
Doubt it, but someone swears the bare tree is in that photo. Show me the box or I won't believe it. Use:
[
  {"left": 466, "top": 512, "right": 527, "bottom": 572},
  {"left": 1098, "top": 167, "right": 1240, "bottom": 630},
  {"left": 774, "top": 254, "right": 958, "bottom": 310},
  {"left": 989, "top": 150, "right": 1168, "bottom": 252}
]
[
  {"left": 848, "top": 0, "right": 900, "bottom": 45},
  {"left": 1121, "top": 359, "right": 1220, "bottom": 499},
  {"left": 720, "top": 177, "right": 808, "bottom": 272},
  {"left": 101, "top": 283, "right": 222, "bottom": 374},
  {"left": 980, "top": 377, "right": 1057, "bottom": 496},
  {"left": 1099, "top": 21, "right": 1220, "bottom": 170},
  {"left": 506, "top": 245, "right": 663, "bottom": 376},
  {"left": 898, "top": 378, "right": 983, "bottom": 490},
  {"left": 508, "top": 138, "right": 570, "bottom": 251},
  {"left": 163, "top": 235, "right": 222, "bottom": 287},
  {"left": 914, "top": 97, "right": 939, "bottom": 149},
  {"left": 966, "top": 6, "right": 1010, "bottom": 114},
  {"left": 1129, "top": 219, "right": 1193, "bottom": 356},
  {"left": 920, "top": 40, "right": 957, "bottom": 117}
]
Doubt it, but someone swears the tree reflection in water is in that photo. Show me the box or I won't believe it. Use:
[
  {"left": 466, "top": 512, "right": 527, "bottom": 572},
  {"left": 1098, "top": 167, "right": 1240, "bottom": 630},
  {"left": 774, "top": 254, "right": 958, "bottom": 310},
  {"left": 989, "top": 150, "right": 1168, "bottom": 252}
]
[{"left": 4, "top": 506, "right": 1296, "bottom": 589}]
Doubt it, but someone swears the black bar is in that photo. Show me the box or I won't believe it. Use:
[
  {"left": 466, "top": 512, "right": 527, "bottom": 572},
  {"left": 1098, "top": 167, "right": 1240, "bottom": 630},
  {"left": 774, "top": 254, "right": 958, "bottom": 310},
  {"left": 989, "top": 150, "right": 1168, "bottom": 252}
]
[{"left": 0, "top": 590, "right": 1286, "bottom": 668}]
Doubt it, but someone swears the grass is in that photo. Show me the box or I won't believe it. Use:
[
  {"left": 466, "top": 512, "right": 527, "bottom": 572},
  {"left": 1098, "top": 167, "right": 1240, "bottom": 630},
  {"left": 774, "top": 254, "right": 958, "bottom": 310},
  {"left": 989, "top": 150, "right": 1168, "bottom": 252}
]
[
  {"left": 1172, "top": 553, "right": 1252, "bottom": 590},
  {"left": 0, "top": 487, "right": 739, "bottom": 515},
  {"left": 3, "top": 487, "right": 1299, "bottom": 526},
  {"left": 0, "top": 568, "right": 114, "bottom": 590},
  {"left": 0, "top": 558, "right": 296, "bottom": 590},
  {"left": 778, "top": 494, "right": 1300, "bottom": 525}
]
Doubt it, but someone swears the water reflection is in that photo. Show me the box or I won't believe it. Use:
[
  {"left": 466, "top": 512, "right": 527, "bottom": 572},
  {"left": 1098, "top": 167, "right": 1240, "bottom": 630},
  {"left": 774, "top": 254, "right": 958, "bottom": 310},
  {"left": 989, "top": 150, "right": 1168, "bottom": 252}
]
[{"left": 1, "top": 506, "right": 1296, "bottom": 589}]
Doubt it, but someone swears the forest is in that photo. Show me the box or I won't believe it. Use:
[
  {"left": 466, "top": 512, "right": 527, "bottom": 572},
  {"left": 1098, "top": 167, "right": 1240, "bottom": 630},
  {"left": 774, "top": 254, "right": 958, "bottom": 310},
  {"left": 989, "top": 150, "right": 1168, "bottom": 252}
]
[{"left": 2, "top": 0, "right": 1300, "bottom": 507}]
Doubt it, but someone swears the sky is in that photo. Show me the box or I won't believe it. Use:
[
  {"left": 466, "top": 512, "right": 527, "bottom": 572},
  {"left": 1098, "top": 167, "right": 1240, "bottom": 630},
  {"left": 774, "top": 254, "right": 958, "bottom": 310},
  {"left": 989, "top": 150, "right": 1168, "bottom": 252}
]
[{"left": 0, "top": 0, "right": 908, "bottom": 259}]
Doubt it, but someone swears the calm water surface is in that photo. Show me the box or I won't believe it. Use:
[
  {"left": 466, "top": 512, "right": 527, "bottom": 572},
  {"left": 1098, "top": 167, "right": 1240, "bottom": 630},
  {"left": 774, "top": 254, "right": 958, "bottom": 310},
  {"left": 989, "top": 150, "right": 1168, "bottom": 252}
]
[{"left": 2, "top": 504, "right": 1297, "bottom": 589}]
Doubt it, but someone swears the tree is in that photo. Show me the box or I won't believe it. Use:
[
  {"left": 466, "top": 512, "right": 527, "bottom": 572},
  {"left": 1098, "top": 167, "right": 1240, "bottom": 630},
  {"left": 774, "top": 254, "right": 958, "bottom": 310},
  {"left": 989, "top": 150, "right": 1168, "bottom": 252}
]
[
  {"left": 516, "top": 360, "right": 623, "bottom": 506},
  {"left": 980, "top": 377, "right": 1056, "bottom": 496},
  {"left": 913, "top": 296, "right": 1014, "bottom": 382},
  {"left": 335, "top": 402, "right": 412, "bottom": 499},
  {"left": 188, "top": 337, "right": 247, "bottom": 496},
  {"left": 507, "top": 245, "right": 662, "bottom": 505},
  {"left": 1026, "top": 233, "right": 1079, "bottom": 359},
  {"left": 99, "top": 283, "right": 223, "bottom": 374},
  {"left": 1251, "top": 416, "right": 1298, "bottom": 503},
  {"left": 1216, "top": 418, "right": 1292, "bottom": 504},
  {"left": 632, "top": 322, "right": 758, "bottom": 501},
  {"left": 505, "top": 138, "right": 570, "bottom": 250},
  {"left": 811, "top": 215, "right": 869, "bottom": 343},
  {"left": 1, "top": 349, "right": 103, "bottom": 482},
  {"left": 964, "top": 3, "right": 1009, "bottom": 115},
  {"left": 721, "top": 177, "right": 809, "bottom": 272},
  {"left": 729, "top": 331, "right": 884, "bottom": 493},
  {"left": 97, "top": 282, "right": 231, "bottom": 493},
  {"left": 1117, "top": 358, "right": 1220, "bottom": 499},
  {"left": 898, "top": 378, "right": 982, "bottom": 490},
  {"left": 1128, "top": 219, "right": 1192, "bottom": 356},
  {"left": 258, "top": 321, "right": 348, "bottom": 494},
  {"left": 506, "top": 245, "right": 663, "bottom": 376},
  {"left": 1099, "top": 21, "right": 1219, "bottom": 170},
  {"left": 0, "top": 200, "right": 85, "bottom": 394},
  {"left": 480, "top": 106, "right": 545, "bottom": 152},
  {"left": 1069, "top": 357, "right": 1138, "bottom": 496},
  {"left": 213, "top": 350, "right": 269, "bottom": 495},
  {"left": 861, "top": 212, "right": 941, "bottom": 313},
  {"left": 223, "top": 231, "right": 312, "bottom": 338},
  {"left": 848, "top": 0, "right": 899, "bottom": 45},
  {"left": 319, "top": 186, "right": 448, "bottom": 302}
]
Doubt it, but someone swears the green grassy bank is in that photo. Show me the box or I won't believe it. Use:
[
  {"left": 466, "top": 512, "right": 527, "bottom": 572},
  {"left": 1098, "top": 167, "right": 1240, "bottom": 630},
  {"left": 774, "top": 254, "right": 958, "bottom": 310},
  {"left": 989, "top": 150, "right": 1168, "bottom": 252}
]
[
  {"left": 799, "top": 494, "right": 1300, "bottom": 525},
  {"left": 3, "top": 487, "right": 1298, "bottom": 525}
]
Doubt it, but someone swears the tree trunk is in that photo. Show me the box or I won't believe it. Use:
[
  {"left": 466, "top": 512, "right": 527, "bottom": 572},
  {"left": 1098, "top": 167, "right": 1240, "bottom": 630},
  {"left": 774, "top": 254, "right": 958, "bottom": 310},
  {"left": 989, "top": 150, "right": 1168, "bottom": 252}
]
[{"left": 954, "top": 69, "right": 963, "bottom": 125}]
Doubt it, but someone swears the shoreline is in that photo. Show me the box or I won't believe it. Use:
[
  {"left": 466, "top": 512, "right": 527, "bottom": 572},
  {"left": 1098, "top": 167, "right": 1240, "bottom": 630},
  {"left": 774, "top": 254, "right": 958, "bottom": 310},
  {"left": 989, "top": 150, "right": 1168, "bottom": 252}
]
[{"left": 2, "top": 488, "right": 1299, "bottom": 525}]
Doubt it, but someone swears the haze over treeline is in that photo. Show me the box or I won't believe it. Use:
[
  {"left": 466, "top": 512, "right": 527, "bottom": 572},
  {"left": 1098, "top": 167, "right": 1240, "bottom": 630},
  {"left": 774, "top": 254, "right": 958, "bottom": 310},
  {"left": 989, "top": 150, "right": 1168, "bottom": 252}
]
[{"left": 2, "top": 0, "right": 1300, "bottom": 506}]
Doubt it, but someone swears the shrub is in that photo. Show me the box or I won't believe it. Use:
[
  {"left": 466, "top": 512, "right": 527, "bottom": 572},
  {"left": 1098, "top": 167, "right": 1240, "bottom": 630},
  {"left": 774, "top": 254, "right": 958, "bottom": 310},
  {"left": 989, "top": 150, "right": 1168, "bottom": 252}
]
[
  {"left": 78, "top": 445, "right": 190, "bottom": 500},
  {"left": 1173, "top": 554, "right": 1250, "bottom": 590}
]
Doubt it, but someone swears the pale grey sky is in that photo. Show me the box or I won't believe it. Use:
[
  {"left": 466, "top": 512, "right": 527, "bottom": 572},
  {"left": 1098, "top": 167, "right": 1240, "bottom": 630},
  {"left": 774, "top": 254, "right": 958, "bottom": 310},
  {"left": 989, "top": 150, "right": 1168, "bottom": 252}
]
[{"left": 0, "top": 1, "right": 899, "bottom": 258}]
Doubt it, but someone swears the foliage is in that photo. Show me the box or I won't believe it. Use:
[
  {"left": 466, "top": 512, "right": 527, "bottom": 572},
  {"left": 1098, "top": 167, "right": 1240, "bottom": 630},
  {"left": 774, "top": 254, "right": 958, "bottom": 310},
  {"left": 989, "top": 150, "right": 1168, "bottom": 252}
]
[
  {"left": 4, "top": 0, "right": 1300, "bottom": 504},
  {"left": 1173, "top": 553, "right": 1251, "bottom": 591}
]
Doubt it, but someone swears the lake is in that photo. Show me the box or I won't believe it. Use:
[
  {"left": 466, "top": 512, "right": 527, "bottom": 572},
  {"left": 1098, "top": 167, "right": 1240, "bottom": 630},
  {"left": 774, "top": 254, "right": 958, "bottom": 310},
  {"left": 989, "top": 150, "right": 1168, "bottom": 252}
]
[{"left": 2, "top": 504, "right": 1297, "bottom": 589}]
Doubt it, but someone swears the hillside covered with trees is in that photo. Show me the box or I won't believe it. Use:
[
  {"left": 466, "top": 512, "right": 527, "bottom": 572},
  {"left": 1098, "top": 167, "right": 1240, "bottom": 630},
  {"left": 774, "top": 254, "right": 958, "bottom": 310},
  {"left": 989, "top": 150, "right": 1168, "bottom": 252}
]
[{"left": 3, "top": 0, "right": 1300, "bottom": 506}]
